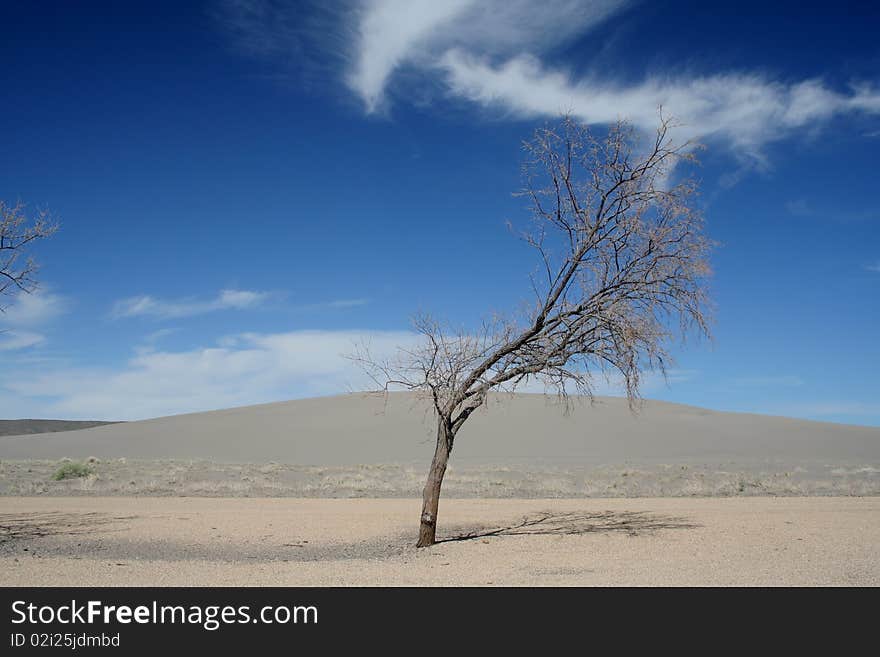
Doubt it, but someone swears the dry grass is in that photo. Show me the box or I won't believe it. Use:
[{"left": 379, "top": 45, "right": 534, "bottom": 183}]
[{"left": 0, "top": 458, "right": 877, "bottom": 498}]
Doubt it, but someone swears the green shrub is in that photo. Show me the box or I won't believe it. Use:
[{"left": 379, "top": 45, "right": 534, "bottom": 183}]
[{"left": 51, "top": 461, "right": 94, "bottom": 481}]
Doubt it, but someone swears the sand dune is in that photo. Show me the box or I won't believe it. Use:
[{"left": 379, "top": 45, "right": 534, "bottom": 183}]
[{"left": 1, "top": 392, "right": 877, "bottom": 466}]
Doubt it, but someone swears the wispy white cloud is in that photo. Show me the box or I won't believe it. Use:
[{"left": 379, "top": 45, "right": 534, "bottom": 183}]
[
  {"left": 218, "top": 0, "right": 633, "bottom": 111},
  {"left": 133, "top": 328, "right": 182, "bottom": 356},
  {"left": 0, "top": 330, "right": 45, "bottom": 352},
  {"left": 111, "top": 289, "right": 270, "bottom": 320},
  {"left": 0, "top": 290, "right": 68, "bottom": 327},
  {"left": 342, "top": 0, "right": 879, "bottom": 163},
  {"left": 348, "top": 0, "right": 631, "bottom": 113},
  {"left": 439, "top": 52, "right": 880, "bottom": 164},
  {"left": 217, "top": 2, "right": 880, "bottom": 164},
  {"left": 111, "top": 289, "right": 370, "bottom": 320},
  {"left": 213, "top": 0, "right": 360, "bottom": 93},
  {"left": 144, "top": 328, "right": 179, "bottom": 344},
  {"left": 0, "top": 290, "right": 70, "bottom": 352},
  {"left": 866, "top": 261, "right": 880, "bottom": 273},
  {"left": 2, "top": 329, "right": 416, "bottom": 420},
  {"left": 348, "top": 0, "right": 473, "bottom": 112}
]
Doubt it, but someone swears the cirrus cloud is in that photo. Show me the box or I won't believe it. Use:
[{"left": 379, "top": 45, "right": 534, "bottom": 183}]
[
  {"left": 2, "top": 329, "right": 418, "bottom": 420},
  {"left": 0, "top": 289, "right": 70, "bottom": 352},
  {"left": 346, "top": 0, "right": 629, "bottom": 112},
  {"left": 438, "top": 52, "right": 880, "bottom": 164},
  {"left": 220, "top": 1, "right": 880, "bottom": 166},
  {"left": 0, "top": 330, "right": 45, "bottom": 352},
  {"left": 111, "top": 289, "right": 271, "bottom": 320},
  {"left": 1, "top": 289, "right": 69, "bottom": 327}
]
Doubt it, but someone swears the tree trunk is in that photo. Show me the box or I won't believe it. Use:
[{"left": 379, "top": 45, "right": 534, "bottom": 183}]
[{"left": 416, "top": 419, "right": 453, "bottom": 547}]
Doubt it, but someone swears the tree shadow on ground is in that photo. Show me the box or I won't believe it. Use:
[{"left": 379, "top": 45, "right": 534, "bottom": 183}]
[
  {"left": 0, "top": 512, "right": 134, "bottom": 546},
  {"left": 437, "top": 510, "right": 699, "bottom": 543}
]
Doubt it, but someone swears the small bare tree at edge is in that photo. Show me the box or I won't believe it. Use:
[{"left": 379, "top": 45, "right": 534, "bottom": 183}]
[
  {"left": 1, "top": 200, "right": 58, "bottom": 312},
  {"left": 354, "top": 115, "right": 713, "bottom": 547}
]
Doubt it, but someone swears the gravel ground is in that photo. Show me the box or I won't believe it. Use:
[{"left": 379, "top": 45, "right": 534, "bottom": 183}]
[{"left": 1, "top": 496, "right": 877, "bottom": 586}]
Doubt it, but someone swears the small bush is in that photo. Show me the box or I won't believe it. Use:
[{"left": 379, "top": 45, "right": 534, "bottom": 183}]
[{"left": 51, "top": 461, "right": 94, "bottom": 481}]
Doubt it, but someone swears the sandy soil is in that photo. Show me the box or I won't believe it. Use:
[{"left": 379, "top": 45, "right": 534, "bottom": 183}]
[{"left": 1, "top": 496, "right": 877, "bottom": 586}]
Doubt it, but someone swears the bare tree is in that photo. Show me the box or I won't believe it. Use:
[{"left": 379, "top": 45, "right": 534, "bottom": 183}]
[
  {"left": 0, "top": 200, "right": 58, "bottom": 312},
  {"left": 354, "top": 115, "right": 713, "bottom": 547}
]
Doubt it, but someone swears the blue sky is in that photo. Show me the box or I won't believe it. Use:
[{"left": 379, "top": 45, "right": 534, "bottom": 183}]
[{"left": 1, "top": 0, "right": 878, "bottom": 423}]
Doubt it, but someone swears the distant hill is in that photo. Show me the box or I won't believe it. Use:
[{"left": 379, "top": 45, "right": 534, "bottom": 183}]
[
  {"left": 0, "top": 419, "right": 119, "bottom": 437},
  {"left": 0, "top": 393, "right": 877, "bottom": 466}
]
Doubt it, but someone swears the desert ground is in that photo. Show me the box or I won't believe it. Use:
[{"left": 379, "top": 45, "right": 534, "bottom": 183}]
[
  {"left": 1, "top": 497, "right": 878, "bottom": 586},
  {"left": 1, "top": 393, "right": 878, "bottom": 585}
]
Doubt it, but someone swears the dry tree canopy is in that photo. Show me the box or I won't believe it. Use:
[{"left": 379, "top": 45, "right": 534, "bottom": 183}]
[
  {"left": 0, "top": 200, "right": 58, "bottom": 308},
  {"left": 356, "top": 115, "right": 713, "bottom": 427}
]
